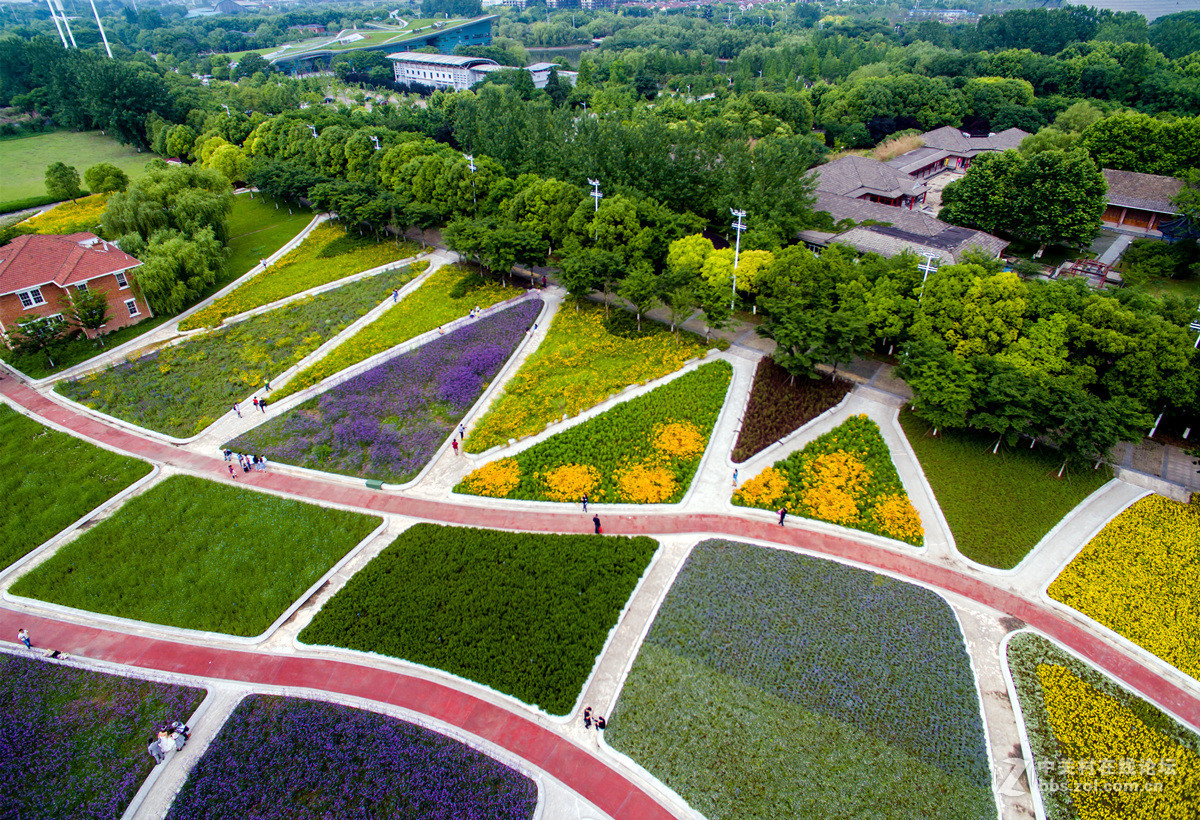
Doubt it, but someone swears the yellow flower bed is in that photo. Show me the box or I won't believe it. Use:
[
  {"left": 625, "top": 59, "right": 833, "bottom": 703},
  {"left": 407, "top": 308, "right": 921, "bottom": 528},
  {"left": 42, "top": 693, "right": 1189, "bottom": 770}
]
[
  {"left": 734, "top": 415, "right": 924, "bottom": 545},
  {"left": 459, "top": 458, "right": 521, "bottom": 497},
  {"left": 464, "top": 304, "right": 707, "bottom": 453},
  {"left": 542, "top": 464, "right": 601, "bottom": 502},
  {"left": 181, "top": 223, "right": 420, "bottom": 330},
  {"left": 1037, "top": 662, "right": 1200, "bottom": 818},
  {"left": 16, "top": 194, "right": 109, "bottom": 235},
  {"left": 737, "top": 466, "right": 789, "bottom": 507},
  {"left": 269, "top": 264, "right": 514, "bottom": 401},
  {"left": 616, "top": 463, "right": 677, "bottom": 504},
  {"left": 653, "top": 421, "right": 705, "bottom": 460},
  {"left": 1048, "top": 495, "right": 1200, "bottom": 679}
]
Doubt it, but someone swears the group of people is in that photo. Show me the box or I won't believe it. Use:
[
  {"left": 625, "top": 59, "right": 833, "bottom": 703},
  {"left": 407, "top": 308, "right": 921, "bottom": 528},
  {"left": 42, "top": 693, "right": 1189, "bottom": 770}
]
[
  {"left": 580, "top": 496, "right": 602, "bottom": 534},
  {"left": 582, "top": 706, "right": 607, "bottom": 732},
  {"left": 223, "top": 449, "right": 267, "bottom": 477},
  {"left": 147, "top": 721, "right": 191, "bottom": 764}
]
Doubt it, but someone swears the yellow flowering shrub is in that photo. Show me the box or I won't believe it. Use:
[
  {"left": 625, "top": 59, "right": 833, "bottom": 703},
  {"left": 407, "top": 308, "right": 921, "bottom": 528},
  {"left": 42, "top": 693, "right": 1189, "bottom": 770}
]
[
  {"left": 1037, "top": 662, "right": 1200, "bottom": 819},
  {"left": 736, "top": 467, "right": 789, "bottom": 508},
  {"left": 271, "top": 265, "right": 512, "bottom": 401},
  {"left": 873, "top": 494, "right": 924, "bottom": 543},
  {"left": 182, "top": 224, "right": 420, "bottom": 330},
  {"left": 616, "top": 463, "right": 677, "bottom": 504},
  {"left": 542, "top": 464, "right": 601, "bottom": 502},
  {"left": 460, "top": 459, "right": 521, "bottom": 497},
  {"left": 653, "top": 421, "right": 706, "bottom": 460},
  {"left": 15, "top": 194, "right": 109, "bottom": 236},
  {"left": 733, "top": 415, "right": 923, "bottom": 546},
  {"left": 465, "top": 304, "right": 707, "bottom": 453},
  {"left": 1048, "top": 495, "right": 1200, "bottom": 679}
]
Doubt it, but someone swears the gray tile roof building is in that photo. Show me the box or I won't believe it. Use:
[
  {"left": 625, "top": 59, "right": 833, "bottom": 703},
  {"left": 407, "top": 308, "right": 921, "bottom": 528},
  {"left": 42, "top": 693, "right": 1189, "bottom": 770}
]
[
  {"left": 812, "top": 155, "right": 928, "bottom": 201},
  {"left": 1101, "top": 169, "right": 1182, "bottom": 215}
]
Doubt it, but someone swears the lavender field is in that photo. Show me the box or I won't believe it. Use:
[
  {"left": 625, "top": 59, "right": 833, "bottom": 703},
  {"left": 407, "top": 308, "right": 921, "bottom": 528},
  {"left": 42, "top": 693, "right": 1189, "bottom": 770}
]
[
  {"left": 165, "top": 694, "right": 538, "bottom": 820},
  {"left": 228, "top": 299, "right": 540, "bottom": 482},
  {"left": 1, "top": 653, "right": 205, "bottom": 820}
]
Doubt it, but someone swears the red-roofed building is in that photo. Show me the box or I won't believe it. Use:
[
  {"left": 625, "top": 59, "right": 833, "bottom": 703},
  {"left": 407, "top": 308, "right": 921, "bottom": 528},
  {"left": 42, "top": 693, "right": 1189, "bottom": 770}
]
[{"left": 0, "top": 232, "right": 149, "bottom": 344}]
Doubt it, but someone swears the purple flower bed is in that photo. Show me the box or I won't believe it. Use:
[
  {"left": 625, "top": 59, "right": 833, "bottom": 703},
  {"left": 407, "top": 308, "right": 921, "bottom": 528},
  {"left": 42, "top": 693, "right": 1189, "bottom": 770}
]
[
  {"left": 227, "top": 299, "right": 540, "bottom": 483},
  {"left": 165, "top": 694, "right": 538, "bottom": 820},
  {"left": 0, "top": 653, "right": 205, "bottom": 819}
]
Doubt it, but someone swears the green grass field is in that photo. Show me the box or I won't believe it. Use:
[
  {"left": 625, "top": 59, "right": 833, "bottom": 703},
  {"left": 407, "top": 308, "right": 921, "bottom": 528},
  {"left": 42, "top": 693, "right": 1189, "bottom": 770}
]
[
  {"left": 898, "top": 407, "right": 1113, "bottom": 569},
  {"left": 10, "top": 474, "right": 382, "bottom": 636},
  {"left": 223, "top": 193, "right": 314, "bottom": 284},
  {"left": 0, "top": 404, "right": 152, "bottom": 570},
  {"left": 0, "top": 131, "right": 154, "bottom": 202}
]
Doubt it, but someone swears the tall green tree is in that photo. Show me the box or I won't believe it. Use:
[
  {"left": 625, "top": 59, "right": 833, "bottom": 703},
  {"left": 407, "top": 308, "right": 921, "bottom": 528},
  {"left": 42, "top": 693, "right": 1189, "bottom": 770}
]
[
  {"left": 45, "top": 162, "right": 81, "bottom": 202},
  {"left": 83, "top": 163, "right": 129, "bottom": 194}
]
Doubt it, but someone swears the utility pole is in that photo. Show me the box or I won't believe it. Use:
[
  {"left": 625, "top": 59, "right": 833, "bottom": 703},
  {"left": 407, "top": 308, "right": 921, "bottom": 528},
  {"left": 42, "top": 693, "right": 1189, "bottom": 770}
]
[
  {"left": 54, "top": 0, "right": 77, "bottom": 48},
  {"left": 89, "top": 0, "right": 112, "bottom": 58},
  {"left": 464, "top": 153, "right": 477, "bottom": 211},
  {"left": 45, "top": 0, "right": 69, "bottom": 48},
  {"left": 730, "top": 208, "right": 746, "bottom": 312},
  {"left": 588, "top": 178, "right": 602, "bottom": 240}
]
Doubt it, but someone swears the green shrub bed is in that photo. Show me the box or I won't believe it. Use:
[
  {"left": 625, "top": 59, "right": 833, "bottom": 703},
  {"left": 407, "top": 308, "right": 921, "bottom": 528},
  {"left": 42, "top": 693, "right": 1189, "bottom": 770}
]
[
  {"left": 608, "top": 539, "right": 994, "bottom": 820},
  {"left": 457, "top": 361, "right": 731, "bottom": 504},
  {"left": 1, "top": 653, "right": 205, "bottom": 820},
  {"left": 732, "top": 357, "right": 852, "bottom": 462},
  {"left": 0, "top": 404, "right": 151, "bottom": 570},
  {"left": 11, "top": 475, "right": 381, "bottom": 636},
  {"left": 898, "top": 407, "right": 1112, "bottom": 568},
  {"left": 299, "top": 524, "right": 658, "bottom": 715},
  {"left": 57, "top": 268, "right": 416, "bottom": 437}
]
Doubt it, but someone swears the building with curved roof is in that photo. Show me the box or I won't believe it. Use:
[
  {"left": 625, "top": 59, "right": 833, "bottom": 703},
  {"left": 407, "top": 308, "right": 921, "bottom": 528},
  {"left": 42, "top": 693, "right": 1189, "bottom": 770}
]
[{"left": 386, "top": 51, "right": 501, "bottom": 91}]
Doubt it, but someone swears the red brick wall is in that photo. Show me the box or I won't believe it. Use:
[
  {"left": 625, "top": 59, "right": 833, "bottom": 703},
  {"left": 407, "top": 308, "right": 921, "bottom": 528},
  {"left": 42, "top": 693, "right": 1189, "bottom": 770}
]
[{"left": 0, "top": 271, "right": 151, "bottom": 344}]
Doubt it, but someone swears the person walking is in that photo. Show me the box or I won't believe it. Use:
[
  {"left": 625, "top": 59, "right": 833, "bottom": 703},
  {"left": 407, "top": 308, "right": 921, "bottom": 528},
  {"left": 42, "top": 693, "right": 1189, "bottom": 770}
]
[
  {"left": 233, "top": 403, "right": 241, "bottom": 418},
  {"left": 18, "top": 628, "right": 31, "bottom": 649},
  {"left": 228, "top": 463, "right": 237, "bottom": 479},
  {"left": 733, "top": 468, "right": 739, "bottom": 487},
  {"left": 583, "top": 706, "right": 592, "bottom": 729},
  {"left": 257, "top": 397, "right": 266, "bottom": 413},
  {"left": 148, "top": 739, "right": 165, "bottom": 765},
  {"left": 458, "top": 423, "right": 466, "bottom": 440},
  {"left": 593, "top": 515, "right": 601, "bottom": 534},
  {"left": 451, "top": 439, "right": 459, "bottom": 456},
  {"left": 778, "top": 506, "right": 787, "bottom": 526},
  {"left": 581, "top": 493, "right": 588, "bottom": 512},
  {"left": 252, "top": 397, "right": 259, "bottom": 412},
  {"left": 264, "top": 380, "right": 271, "bottom": 393},
  {"left": 222, "top": 448, "right": 231, "bottom": 461},
  {"left": 392, "top": 288, "right": 399, "bottom": 303}
]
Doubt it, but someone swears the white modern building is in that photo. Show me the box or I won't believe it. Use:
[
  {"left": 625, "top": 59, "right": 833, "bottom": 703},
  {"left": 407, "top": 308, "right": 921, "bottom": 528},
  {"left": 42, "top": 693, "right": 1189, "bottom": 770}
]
[{"left": 386, "top": 51, "right": 501, "bottom": 91}]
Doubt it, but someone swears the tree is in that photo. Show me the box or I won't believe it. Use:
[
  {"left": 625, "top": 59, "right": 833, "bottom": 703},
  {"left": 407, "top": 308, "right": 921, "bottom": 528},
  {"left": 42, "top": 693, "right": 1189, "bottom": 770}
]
[
  {"left": 9, "top": 315, "right": 68, "bottom": 367},
  {"left": 84, "top": 163, "right": 129, "bottom": 194},
  {"left": 234, "top": 53, "right": 270, "bottom": 82},
  {"left": 119, "top": 227, "right": 227, "bottom": 315},
  {"left": 45, "top": 162, "right": 81, "bottom": 202},
  {"left": 618, "top": 263, "right": 660, "bottom": 331},
  {"left": 64, "top": 288, "right": 111, "bottom": 338},
  {"left": 940, "top": 149, "right": 1106, "bottom": 247}
]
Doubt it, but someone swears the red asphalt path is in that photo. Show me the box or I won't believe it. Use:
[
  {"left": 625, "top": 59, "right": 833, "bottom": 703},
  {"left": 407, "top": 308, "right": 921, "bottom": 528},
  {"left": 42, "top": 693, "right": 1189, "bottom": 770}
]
[{"left": 4, "top": 376, "right": 1200, "bottom": 814}]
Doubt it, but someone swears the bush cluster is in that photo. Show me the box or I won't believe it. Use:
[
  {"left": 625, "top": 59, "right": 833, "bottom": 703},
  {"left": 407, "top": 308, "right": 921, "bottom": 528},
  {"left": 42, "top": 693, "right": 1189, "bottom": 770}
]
[{"left": 299, "top": 524, "right": 658, "bottom": 715}]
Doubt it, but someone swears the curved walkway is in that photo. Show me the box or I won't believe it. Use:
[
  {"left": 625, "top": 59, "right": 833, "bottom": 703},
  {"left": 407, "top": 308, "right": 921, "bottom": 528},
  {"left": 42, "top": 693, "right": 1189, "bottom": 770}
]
[{"left": 3, "top": 370, "right": 1200, "bottom": 816}]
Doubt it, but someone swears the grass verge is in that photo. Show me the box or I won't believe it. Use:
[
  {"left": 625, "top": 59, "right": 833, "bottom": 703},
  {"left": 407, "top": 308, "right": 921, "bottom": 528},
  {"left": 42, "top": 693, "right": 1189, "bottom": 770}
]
[
  {"left": 299, "top": 524, "right": 658, "bottom": 715},
  {"left": 0, "top": 404, "right": 151, "bottom": 570},
  {"left": 10, "top": 474, "right": 381, "bottom": 636},
  {"left": 464, "top": 303, "right": 709, "bottom": 453},
  {"left": 56, "top": 267, "right": 418, "bottom": 437},
  {"left": 182, "top": 221, "right": 414, "bottom": 330},
  {"left": 270, "top": 264, "right": 517, "bottom": 401},
  {"left": 898, "top": 407, "right": 1113, "bottom": 568}
]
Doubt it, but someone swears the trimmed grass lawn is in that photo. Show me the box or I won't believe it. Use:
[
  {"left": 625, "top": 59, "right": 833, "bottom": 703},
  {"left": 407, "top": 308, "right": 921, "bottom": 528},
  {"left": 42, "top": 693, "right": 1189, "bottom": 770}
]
[
  {"left": 1007, "top": 632, "right": 1200, "bottom": 820},
  {"left": 1048, "top": 495, "right": 1200, "bottom": 680},
  {"left": 10, "top": 474, "right": 381, "bottom": 636},
  {"left": 0, "top": 404, "right": 151, "bottom": 571},
  {"left": 899, "top": 407, "right": 1112, "bottom": 569},
  {"left": 608, "top": 539, "right": 993, "bottom": 820},
  {"left": 271, "top": 264, "right": 518, "bottom": 401},
  {"left": 300, "top": 524, "right": 658, "bottom": 715},
  {"left": 223, "top": 194, "right": 314, "bottom": 283},
  {"left": 182, "top": 221, "right": 416, "bottom": 330},
  {"left": 165, "top": 695, "right": 537, "bottom": 820},
  {"left": 228, "top": 300, "right": 540, "bottom": 483},
  {"left": 57, "top": 268, "right": 417, "bottom": 437},
  {"left": 464, "top": 303, "right": 709, "bottom": 453},
  {"left": 1, "top": 654, "right": 205, "bottom": 820},
  {"left": 458, "top": 361, "right": 731, "bottom": 504},
  {"left": 0, "top": 130, "right": 154, "bottom": 201}
]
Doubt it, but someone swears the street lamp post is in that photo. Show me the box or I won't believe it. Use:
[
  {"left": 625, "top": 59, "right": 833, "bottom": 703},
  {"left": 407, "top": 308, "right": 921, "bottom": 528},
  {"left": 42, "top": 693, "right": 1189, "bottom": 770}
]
[
  {"left": 369, "top": 135, "right": 381, "bottom": 150},
  {"left": 730, "top": 208, "right": 746, "bottom": 312},
  {"left": 588, "top": 179, "right": 602, "bottom": 240},
  {"left": 464, "top": 154, "right": 477, "bottom": 211},
  {"left": 221, "top": 103, "right": 231, "bottom": 117},
  {"left": 307, "top": 124, "right": 318, "bottom": 139}
]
